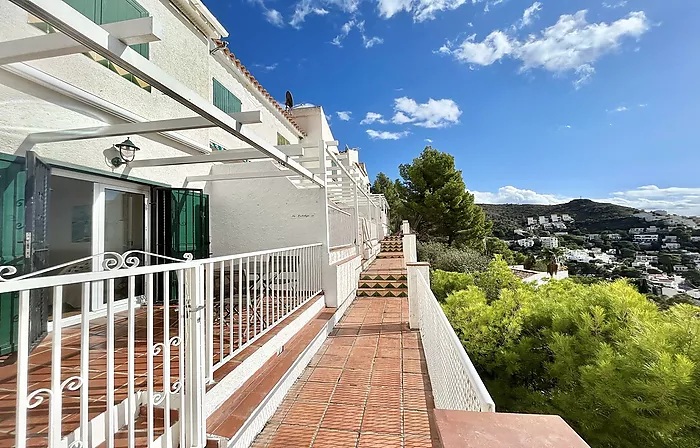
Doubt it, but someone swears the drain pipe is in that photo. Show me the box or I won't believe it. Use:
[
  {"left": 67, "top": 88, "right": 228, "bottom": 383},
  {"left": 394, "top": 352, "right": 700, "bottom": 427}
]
[{"left": 1, "top": 62, "right": 211, "bottom": 154}]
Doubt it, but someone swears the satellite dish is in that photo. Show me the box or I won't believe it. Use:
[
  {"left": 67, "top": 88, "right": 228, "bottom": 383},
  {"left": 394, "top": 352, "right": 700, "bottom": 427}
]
[{"left": 285, "top": 91, "right": 294, "bottom": 111}]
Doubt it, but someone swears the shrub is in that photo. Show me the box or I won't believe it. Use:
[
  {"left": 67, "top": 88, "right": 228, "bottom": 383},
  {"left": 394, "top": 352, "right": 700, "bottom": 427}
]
[
  {"left": 442, "top": 267, "right": 700, "bottom": 448},
  {"left": 418, "top": 241, "right": 490, "bottom": 273},
  {"left": 431, "top": 270, "right": 474, "bottom": 301}
]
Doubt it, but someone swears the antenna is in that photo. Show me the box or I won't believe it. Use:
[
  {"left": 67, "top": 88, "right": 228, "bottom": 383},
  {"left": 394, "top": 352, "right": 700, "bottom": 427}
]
[{"left": 285, "top": 91, "right": 294, "bottom": 112}]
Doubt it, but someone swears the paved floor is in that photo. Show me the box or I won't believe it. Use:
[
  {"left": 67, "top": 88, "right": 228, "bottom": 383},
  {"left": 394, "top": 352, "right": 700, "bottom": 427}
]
[{"left": 251, "top": 296, "right": 439, "bottom": 448}]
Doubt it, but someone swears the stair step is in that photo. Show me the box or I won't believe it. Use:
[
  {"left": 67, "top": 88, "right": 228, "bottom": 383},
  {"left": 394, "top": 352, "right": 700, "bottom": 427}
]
[
  {"left": 360, "top": 273, "right": 407, "bottom": 281},
  {"left": 357, "top": 288, "right": 408, "bottom": 298},
  {"left": 358, "top": 281, "right": 407, "bottom": 289}
]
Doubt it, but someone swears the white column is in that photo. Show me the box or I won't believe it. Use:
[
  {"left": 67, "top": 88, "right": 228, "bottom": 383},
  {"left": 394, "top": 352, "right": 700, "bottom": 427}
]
[
  {"left": 407, "top": 262, "right": 430, "bottom": 330},
  {"left": 318, "top": 141, "right": 338, "bottom": 307},
  {"left": 184, "top": 265, "right": 206, "bottom": 447},
  {"left": 353, "top": 183, "right": 360, "bottom": 254},
  {"left": 403, "top": 233, "right": 417, "bottom": 265}
]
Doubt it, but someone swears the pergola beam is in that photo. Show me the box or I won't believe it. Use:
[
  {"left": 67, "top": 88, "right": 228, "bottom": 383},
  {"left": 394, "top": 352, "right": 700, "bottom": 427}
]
[
  {"left": 187, "top": 167, "right": 325, "bottom": 183},
  {"left": 8, "top": 0, "right": 323, "bottom": 187},
  {"left": 0, "top": 17, "right": 160, "bottom": 65},
  {"left": 128, "top": 144, "right": 305, "bottom": 168},
  {"left": 29, "top": 111, "right": 262, "bottom": 143}
]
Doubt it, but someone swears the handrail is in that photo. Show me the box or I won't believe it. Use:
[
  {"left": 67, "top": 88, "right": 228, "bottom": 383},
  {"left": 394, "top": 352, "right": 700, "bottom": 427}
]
[{"left": 417, "top": 271, "right": 495, "bottom": 412}]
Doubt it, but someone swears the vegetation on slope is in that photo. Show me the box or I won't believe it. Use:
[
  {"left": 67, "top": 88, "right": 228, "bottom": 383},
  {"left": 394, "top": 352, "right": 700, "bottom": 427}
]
[{"left": 435, "top": 259, "right": 700, "bottom": 448}]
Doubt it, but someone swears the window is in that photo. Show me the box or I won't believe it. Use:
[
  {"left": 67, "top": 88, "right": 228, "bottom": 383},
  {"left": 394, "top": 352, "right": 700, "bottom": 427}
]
[
  {"left": 209, "top": 141, "right": 226, "bottom": 151},
  {"left": 277, "top": 133, "right": 290, "bottom": 146},
  {"left": 213, "top": 79, "right": 242, "bottom": 114},
  {"left": 29, "top": 0, "right": 151, "bottom": 90}
]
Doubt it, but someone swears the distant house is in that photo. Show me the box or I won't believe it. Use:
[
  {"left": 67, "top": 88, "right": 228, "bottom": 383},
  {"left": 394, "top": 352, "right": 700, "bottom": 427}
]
[
  {"left": 663, "top": 235, "right": 678, "bottom": 243},
  {"left": 514, "top": 229, "right": 528, "bottom": 236},
  {"left": 538, "top": 216, "right": 548, "bottom": 225},
  {"left": 585, "top": 234, "right": 601, "bottom": 241},
  {"left": 554, "top": 232, "right": 569, "bottom": 236},
  {"left": 552, "top": 222, "right": 567, "bottom": 230},
  {"left": 540, "top": 237, "right": 559, "bottom": 249},
  {"left": 636, "top": 254, "right": 658, "bottom": 263},
  {"left": 662, "top": 242, "right": 681, "bottom": 250},
  {"left": 561, "top": 214, "right": 574, "bottom": 222},
  {"left": 527, "top": 217, "right": 536, "bottom": 226},
  {"left": 517, "top": 238, "right": 535, "bottom": 248},
  {"left": 646, "top": 226, "right": 659, "bottom": 233},
  {"left": 629, "top": 228, "right": 645, "bottom": 235},
  {"left": 605, "top": 234, "right": 622, "bottom": 241},
  {"left": 542, "top": 223, "right": 554, "bottom": 230},
  {"left": 673, "top": 265, "right": 689, "bottom": 272},
  {"left": 634, "top": 234, "right": 659, "bottom": 243},
  {"left": 551, "top": 214, "right": 561, "bottom": 222},
  {"left": 691, "top": 236, "right": 700, "bottom": 242}
]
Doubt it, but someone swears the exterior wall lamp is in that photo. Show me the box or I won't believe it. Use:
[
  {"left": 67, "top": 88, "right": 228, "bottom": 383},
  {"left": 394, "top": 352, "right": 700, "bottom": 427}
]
[{"left": 112, "top": 137, "right": 140, "bottom": 167}]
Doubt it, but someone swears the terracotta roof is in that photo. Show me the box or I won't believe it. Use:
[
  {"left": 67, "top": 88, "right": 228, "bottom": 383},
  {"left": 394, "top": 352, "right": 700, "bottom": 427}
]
[{"left": 212, "top": 39, "right": 306, "bottom": 137}]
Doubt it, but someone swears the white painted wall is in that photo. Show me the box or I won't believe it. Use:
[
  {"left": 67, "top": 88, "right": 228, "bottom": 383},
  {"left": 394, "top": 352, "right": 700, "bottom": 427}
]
[{"left": 206, "top": 161, "right": 325, "bottom": 255}]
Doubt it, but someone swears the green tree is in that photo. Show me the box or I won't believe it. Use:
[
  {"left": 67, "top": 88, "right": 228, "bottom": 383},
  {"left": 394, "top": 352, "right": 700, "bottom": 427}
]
[
  {"left": 398, "top": 147, "right": 490, "bottom": 246},
  {"left": 484, "top": 237, "right": 515, "bottom": 264},
  {"left": 371, "top": 172, "right": 402, "bottom": 232},
  {"left": 441, "top": 260, "right": 700, "bottom": 448}
]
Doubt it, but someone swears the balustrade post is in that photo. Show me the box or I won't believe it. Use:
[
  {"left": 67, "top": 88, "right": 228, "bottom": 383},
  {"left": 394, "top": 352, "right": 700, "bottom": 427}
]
[
  {"left": 184, "top": 265, "right": 206, "bottom": 447},
  {"left": 407, "top": 262, "right": 430, "bottom": 330}
]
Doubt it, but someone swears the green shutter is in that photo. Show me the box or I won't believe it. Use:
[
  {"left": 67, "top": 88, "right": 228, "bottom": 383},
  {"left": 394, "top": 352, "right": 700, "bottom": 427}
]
[
  {"left": 63, "top": 0, "right": 99, "bottom": 22},
  {"left": 0, "top": 154, "right": 26, "bottom": 355},
  {"left": 99, "top": 0, "right": 150, "bottom": 59},
  {"left": 213, "top": 78, "right": 242, "bottom": 114}
]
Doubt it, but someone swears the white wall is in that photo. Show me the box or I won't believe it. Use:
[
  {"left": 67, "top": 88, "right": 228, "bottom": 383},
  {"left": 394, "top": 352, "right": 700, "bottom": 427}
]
[{"left": 206, "top": 162, "right": 325, "bottom": 255}]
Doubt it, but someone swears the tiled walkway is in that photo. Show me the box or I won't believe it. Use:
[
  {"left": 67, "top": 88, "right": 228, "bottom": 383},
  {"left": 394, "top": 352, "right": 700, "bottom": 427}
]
[{"left": 251, "top": 296, "right": 439, "bottom": 448}]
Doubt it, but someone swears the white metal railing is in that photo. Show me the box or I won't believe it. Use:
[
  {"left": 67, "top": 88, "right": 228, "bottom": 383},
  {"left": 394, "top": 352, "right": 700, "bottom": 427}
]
[
  {"left": 0, "top": 243, "right": 323, "bottom": 448},
  {"left": 200, "top": 243, "right": 323, "bottom": 377},
  {"left": 414, "top": 271, "right": 495, "bottom": 412},
  {"left": 327, "top": 204, "right": 355, "bottom": 249}
]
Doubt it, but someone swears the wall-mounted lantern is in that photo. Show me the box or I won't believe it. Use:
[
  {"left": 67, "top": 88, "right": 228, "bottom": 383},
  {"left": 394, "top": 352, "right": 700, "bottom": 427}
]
[{"left": 111, "top": 137, "right": 140, "bottom": 167}]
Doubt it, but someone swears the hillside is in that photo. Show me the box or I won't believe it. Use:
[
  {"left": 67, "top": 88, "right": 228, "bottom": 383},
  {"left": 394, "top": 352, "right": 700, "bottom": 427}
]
[{"left": 479, "top": 199, "right": 649, "bottom": 237}]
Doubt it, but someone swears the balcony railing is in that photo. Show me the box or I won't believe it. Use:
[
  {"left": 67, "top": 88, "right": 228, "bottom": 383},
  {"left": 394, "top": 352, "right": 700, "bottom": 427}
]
[
  {"left": 327, "top": 204, "right": 355, "bottom": 249},
  {"left": 0, "top": 243, "right": 322, "bottom": 448},
  {"left": 414, "top": 270, "right": 495, "bottom": 412}
]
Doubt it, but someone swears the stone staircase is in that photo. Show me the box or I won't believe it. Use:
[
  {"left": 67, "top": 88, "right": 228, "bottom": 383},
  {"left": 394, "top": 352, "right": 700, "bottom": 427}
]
[{"left": 358, "top": 235, "right": 408, "bottom": 298}]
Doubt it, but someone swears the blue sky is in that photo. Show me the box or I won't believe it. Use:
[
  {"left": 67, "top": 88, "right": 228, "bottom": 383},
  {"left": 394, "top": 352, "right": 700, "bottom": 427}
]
[{"left": 204, "top": 0, "right": 700, "bottom": 215}]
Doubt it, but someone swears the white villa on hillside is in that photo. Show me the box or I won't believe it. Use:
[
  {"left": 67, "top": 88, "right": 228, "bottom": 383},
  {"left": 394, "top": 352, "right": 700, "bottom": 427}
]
[{"left": 540, "top": 236, "right": 559, "bottom": 249}]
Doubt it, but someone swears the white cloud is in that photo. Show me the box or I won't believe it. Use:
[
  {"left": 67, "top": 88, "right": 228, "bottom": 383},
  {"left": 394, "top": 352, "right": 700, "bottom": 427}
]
[
  {"left": 253, "top": 62, "right": 278, "bottom": 71},
  {"left": 391, "top": 97, "right": 462, "bottom": 128},
  {"left": 608, "top": 105, "right": 629, "bottom": 112},
  {"left": 439, "top": 10, "right": 650, "bottom": 87},
  {"left": 564, "top": 124, "right": 572, "bottom": 129},
  {"left": 331, "top": 19, "right": 383, "bottom": 48},
  {"left": 425, "top": 138, "right": 433, "bottom": 143},
  {"left": 360, "top": 112, "right": 388, "bottom": 125},
  {"left": 470, "top": 185, "right": 700, "bottom": 216},
  {"left": 603, "top": 1, "right": 627, "bottom": 8},
  {"left": 336, "top": 111, "right": 352, "bottom": 121},
  {"left": 264, "top": 9, "right": 284, "bottom": 26},
  {"left": 377, "top": 0, "right": 469, "bottom": 22},
  {"left": 366, "top": 129, "right": 410, "bottom": 140},
  {"left": 290, "top": 0, "right": 329, "bottom": 28},
  {"left": 520, "top": 2, "right": 542, "bottom": 28},
  {"left": 638, "top": 103, "right": 648, "bottom": 108}
]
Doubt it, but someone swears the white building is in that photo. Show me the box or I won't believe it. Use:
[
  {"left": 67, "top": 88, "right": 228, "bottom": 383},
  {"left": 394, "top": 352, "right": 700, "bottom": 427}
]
[
  {"left": 585, "top": 234, "right": 601, "bottom": 241},
  {"left": 634, "top": 234, "right": 659, "bottom": 243},
  {"left": 691, "top": 236, "right": 700, "bottom": 242},
  {"left": 538, "top": 216, "right": 548, "bottom": 225},
  {"left": 663, "top": 235, "right": 678, "bottom": 243},
  {"left": 605, "top": 234, "right": 622, "bottom": 241},
  {"left": 645, "top": 226, "right": 659, "bottom": 233},
  {"left": 561, "top": 214, "right": 574, "bottom": 222},
  {"left": 629, "top": 228, "right": 646, "bottom": 235},
  {"left": 673, "top": 265, "right": 689, "bottom": 272},
  {"left": 527, "top": 217, "right": 536, "bottom": 226},
  {"left": 517, "top": 238, "right": 535, "bottom": 248},
  {"left": 663, "top": 243, "right": 681, "bottom": 250},
  {"left": 540, "top": 237, "right": 559, "bottom": 249},
  {"left": 552, "top": 222, "right": 567, "bottom": 230},
  {"left": 551, "top": 214, "right": 560, "bottom": 222}
]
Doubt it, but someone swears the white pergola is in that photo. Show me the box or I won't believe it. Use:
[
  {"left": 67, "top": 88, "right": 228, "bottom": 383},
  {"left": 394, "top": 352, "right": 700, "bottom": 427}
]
[{"left": 3, "top": 0, "right": 324, "bottom": 187}]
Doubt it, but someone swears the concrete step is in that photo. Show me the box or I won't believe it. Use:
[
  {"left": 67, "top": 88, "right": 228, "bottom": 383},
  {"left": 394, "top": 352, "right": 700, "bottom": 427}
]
[
  {"left": 360, "top": 272, "right": 407, "bottom": 281},
  {"left": 357, "top": 288, "right": 408, "bottom": 298},
  {"left": 358, "top": 280, "right": 408, "bottom": 289}
]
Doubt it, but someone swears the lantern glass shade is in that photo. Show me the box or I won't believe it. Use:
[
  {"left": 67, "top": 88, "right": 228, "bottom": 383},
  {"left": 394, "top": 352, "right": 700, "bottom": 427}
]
[{"left": 115, "top": 137, "right": 140, "bottom": 163}]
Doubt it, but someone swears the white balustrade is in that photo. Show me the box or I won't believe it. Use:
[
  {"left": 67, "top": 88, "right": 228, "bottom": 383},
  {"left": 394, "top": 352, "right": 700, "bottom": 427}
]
[
  {"left": 408, "top": 265, "right": 496, "bottom": 413},
  {"left": 0, "top": 243, "right": 323, "bottom": 448},
  {"left": 328, "top": 204, "right": 355, "bottom": 249}
]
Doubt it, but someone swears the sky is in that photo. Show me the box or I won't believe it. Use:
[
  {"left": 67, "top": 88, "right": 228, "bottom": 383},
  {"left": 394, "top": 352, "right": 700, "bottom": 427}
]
[{"left": 204, "top": 0, "right": 700, "bottom": 216}]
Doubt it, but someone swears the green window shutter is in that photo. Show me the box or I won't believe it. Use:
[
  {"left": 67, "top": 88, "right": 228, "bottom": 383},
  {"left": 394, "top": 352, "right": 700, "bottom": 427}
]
[
  {"left": 277, "top": 133, "right": 290, "bottom": 146},
  {"left": 63, "top": 0, "right": 99, "bottom": 22},
  {"left": 99, "top": 0, "right": 150, "bottom": 59},
  {"left": 213, "top": 78, "right": 242, "bottom": 114}
]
